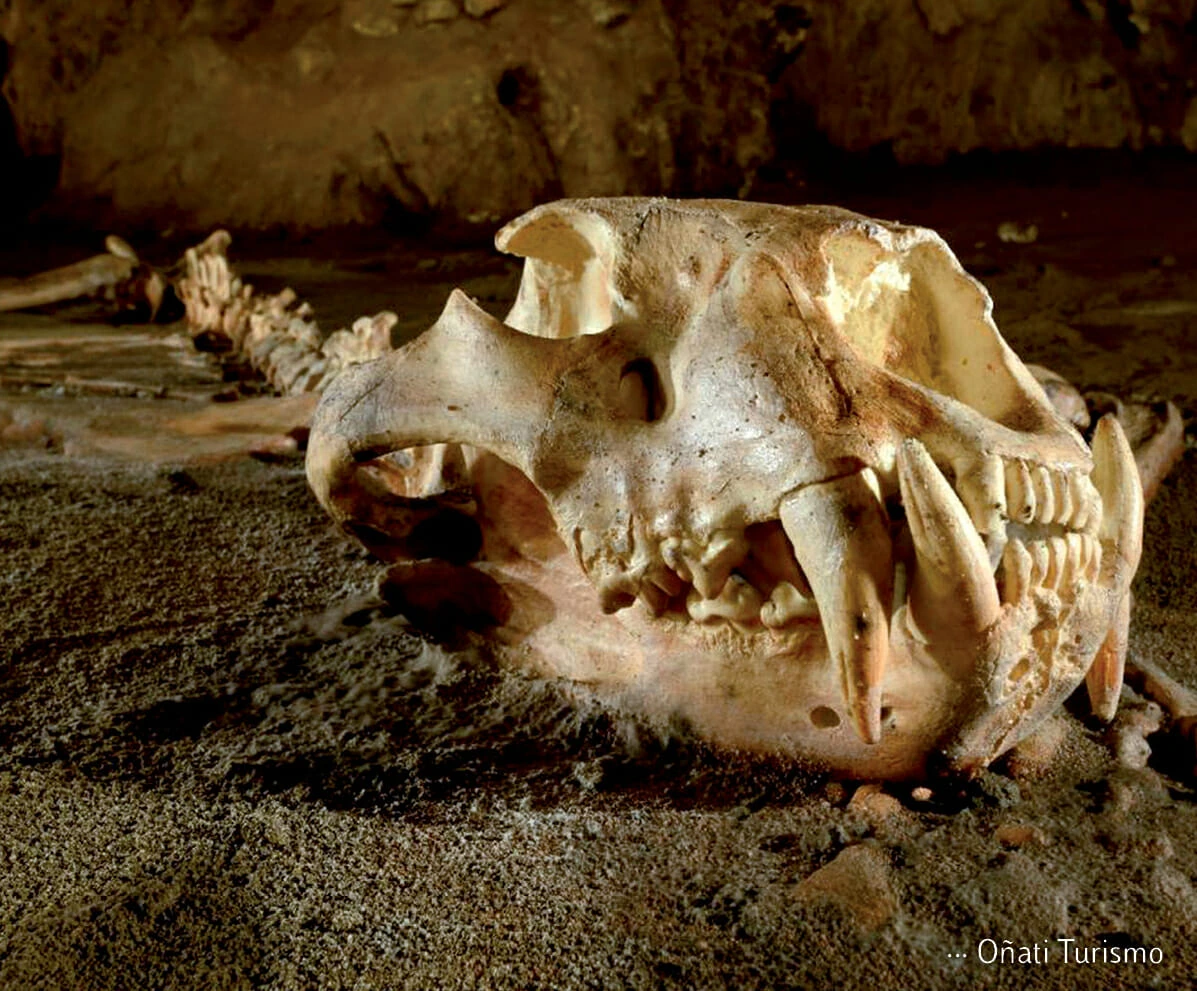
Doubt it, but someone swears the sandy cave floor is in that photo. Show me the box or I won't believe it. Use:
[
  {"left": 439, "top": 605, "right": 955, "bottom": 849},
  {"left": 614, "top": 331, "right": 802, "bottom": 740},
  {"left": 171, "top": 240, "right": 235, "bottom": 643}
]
[{"left": 2, "top": 158, "right": 1197, "bottom": 989}]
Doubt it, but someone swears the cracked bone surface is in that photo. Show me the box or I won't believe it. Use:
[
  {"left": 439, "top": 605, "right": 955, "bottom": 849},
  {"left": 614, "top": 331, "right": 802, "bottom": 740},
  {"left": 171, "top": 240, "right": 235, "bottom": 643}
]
[{"left": 306, "top": 198, "right": 1145, "bottom": 779}]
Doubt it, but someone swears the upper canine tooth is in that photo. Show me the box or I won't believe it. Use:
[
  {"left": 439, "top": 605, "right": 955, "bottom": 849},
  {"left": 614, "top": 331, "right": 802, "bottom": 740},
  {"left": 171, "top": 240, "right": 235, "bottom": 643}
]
[
  {"left": 761, "top": 581, "right": 820, "bottom": 628},
  {"left": 954, "top": 454, "right": 1007, "bottom": 567},
  {"left": 779, "top": 467, "right": 893, "bottom": 745},
  {"left": 1091, "top": 414, "right": 1145, "bottom": 589},
  {"left": 1033, "top": 466, "right": 1056, "bottom": 523},
  {"left": 686, "top": 575, "right": 763, "bottom": 625},
  {"left": 1005, "top": 459, "right": 1036, "bottom": 523}
]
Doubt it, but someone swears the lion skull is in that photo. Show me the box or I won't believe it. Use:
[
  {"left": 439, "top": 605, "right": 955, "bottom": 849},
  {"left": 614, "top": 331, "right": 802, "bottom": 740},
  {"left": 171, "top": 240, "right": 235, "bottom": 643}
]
[{"left": 306, "top": 198, "right": 1143, "bottom": 779}]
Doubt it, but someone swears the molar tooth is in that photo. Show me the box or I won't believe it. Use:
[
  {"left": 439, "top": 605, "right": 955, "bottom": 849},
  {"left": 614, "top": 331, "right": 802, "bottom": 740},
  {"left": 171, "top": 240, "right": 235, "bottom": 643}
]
[
  {"left": 954, "top": 454, "right": 1008, "bottom": 568},
  {"left": 760, "top": 581, "right": 820, "bottom": 628},
  {"left": 1004, "top": 459, "right": 1036, "bottom": 524},
  {"left": 1001, "top": 539, "right": 1032, "bottom": 606},
  {"left": 638, "top": 581, "right": 671, "bottom": 617},
  {"left": 686, "top": 575, "right": 764, "bottom": 626},
  {"left": 691, "top": 530, "right": 749, "bottom": 599},
  {"left": 779, "top": 467, "right": 893, "bottom": 745},
  {"left": 1033, "top": 466, "right": 1055, "bottom": 523},
  {"left": 898, "top": 440, "right": 1001, "bottom": 650},
  {"left": 1091, "top": 414, "right": 1145, "bottom": 590}
]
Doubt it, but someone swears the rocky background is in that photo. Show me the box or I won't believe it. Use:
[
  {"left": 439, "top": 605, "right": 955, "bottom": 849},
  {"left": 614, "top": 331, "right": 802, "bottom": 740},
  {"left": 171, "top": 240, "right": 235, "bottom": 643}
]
[{"left": 2, "top": 0, "right": 1197, "bottom": 232}]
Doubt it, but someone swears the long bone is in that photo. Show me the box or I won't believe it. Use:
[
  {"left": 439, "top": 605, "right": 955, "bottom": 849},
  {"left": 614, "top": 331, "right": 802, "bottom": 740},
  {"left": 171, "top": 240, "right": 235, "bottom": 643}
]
[{"left": 0, "top": 236, "right": 168, "bottom": 319}]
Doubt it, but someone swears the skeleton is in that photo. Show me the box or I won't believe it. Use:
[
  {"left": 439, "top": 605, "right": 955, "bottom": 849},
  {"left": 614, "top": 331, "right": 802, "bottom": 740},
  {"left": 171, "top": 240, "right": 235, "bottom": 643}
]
[{"left": 303, "top": 198, "right": 1149, "bottom": 779}]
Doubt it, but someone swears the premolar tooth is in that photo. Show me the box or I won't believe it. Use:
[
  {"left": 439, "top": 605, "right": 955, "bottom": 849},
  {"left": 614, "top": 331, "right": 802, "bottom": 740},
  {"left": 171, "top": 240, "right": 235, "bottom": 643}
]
[
  {"left": 742, "top": 521, "right": 811, "bottom": 596},
  {"left": 1001, "top": 539, "right": 1032, "bottom": 606},
  {"left": 954, "top": 454, "right": 1007, "bottom": 567},
  {"left": 761, "top": 581, "right": 819, "bottom": 628},
  {"left": 597, "top": 576, "right": 636, "bottom": 614},
  {"left": 1091, "top": 414, "right": 1145, "bottom": 589},
  {"left": 1005, "top": 459, "right": 1036, "bottom": 523},
  {"left": 638, "top": 582, "right": 670, "bottom": 616},
  {"left": 779, "top": 467, "right": 893, "bottom": 745},
  {"left": 899, "top": 440, "right": 1001, "bottom": 651},
  {"left": 686, "top": 575, "right": 763, "bottom": 625},
  {"left": 647, "top": 565, "right": 686, "bottom": 598},
  {"left": 1033, "top": 466, "right": 1055, "bottom": 523}
]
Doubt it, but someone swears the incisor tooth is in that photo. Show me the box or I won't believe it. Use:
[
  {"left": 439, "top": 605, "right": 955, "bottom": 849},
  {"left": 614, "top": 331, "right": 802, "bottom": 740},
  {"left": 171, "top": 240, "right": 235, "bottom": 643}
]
[
  {"left": 1001, "top": 539, "right": 1032, "bottom": 606},
  {"left": 1070, "top": 474, "right": 1102, "bottom": 535},
  {"left": 1053, "top": 470, "right": 1074, "bottom": 525},
  {"left": 899, "top": 440, "right": 1001, "bottom": 652},
  {"left": 1091, "top": 414, "right": 1144, "bottom": 589},
  {"left": 954, "top": 454, "right": 1007, "bottom": 567},
  {"left": 1029, "top": 541, "right": 1050, "bottom": 586},
  {"left": 1033, "top": 466, "right": 1055, "bottom": 523},
  {"left": 761, "top": 581, "right": 819, "bottom": 628},
  {"left": 779, "top": 467, "right": 893, "bottom": 745},
  {"left": 1065, "top": 533, "right": 1085, "bottom": 588},
  {"left": 1005, "top": 460, "right": 1036, "bottom": 524},
  {"left": 1045, "top": 536, "right": 1068, "bottom": 590}
]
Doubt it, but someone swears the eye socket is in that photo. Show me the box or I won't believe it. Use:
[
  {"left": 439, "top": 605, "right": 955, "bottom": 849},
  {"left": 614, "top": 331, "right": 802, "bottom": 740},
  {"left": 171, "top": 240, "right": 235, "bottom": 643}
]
[{"left": 617, "top": 358, "right": 666, "bottom": 422}]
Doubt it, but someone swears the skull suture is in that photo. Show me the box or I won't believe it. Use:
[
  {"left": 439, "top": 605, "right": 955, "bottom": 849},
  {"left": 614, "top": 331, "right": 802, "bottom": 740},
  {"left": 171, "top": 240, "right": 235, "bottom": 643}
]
[{"left": 306, "top": 199, "right": 1143, "bottom": 779}]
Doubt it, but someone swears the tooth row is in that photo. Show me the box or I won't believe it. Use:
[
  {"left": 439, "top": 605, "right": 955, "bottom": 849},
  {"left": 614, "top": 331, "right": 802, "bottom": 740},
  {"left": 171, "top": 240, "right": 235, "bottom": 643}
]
[
  {"left": 961, "top": 455, "right": 1102, "bottom": 539},
  {"left": 999, "top": 534, "right": 1102, "bottom": 604}
]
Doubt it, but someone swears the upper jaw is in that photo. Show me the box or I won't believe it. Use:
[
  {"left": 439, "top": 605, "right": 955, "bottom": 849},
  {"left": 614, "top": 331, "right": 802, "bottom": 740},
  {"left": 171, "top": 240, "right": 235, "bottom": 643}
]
[{"left": 570, "top": 433, "right": 1129, "bottom": 751}]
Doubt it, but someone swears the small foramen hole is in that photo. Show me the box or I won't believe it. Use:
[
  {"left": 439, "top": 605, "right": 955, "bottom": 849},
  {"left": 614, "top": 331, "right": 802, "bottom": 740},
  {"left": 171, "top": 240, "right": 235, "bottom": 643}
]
[
  {"left": 1008, "top": 656, "right": 1031, "bottom": 684},
  {"left": 810, "top": 706, "right": 841, "bottom": 729}
]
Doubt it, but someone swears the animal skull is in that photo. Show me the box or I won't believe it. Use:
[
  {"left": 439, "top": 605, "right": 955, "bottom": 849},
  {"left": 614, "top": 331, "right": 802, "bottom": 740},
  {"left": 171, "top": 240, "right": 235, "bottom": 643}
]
[{"left": 306, "top": 198, "right": 1143, "bottom": 779}]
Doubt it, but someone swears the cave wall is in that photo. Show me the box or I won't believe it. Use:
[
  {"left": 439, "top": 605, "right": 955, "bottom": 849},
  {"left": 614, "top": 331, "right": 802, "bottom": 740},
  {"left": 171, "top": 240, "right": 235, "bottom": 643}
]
[{"left": 1, "top": 0, "right": 1196, "bottom": 231}]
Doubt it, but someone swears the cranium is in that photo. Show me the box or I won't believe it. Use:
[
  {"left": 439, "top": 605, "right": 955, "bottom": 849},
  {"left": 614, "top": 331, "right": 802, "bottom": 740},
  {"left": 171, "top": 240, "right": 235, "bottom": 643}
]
[{"left": 306, "top": 198, "right": 1143, "bottom": 779}]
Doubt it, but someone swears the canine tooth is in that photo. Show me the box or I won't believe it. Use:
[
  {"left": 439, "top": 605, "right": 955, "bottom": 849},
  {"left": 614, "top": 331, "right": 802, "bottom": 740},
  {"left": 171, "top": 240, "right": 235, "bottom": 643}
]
[
  {"left": 1005, "top": 459, "right": 1036, "bottom": 523},
  {"left": 686, "top": 575, "right": 763, "bottom": 625},
  {"left": 761, "top": 581, "right": 820, "bottom": 628},
  {"left": 1001, "top": 539, "right": 1032, "bottom": 606},
  {"left": 1045, "top": 536, "right": 1068, "bottom": 590},
  {"left": 1091, "top": 414, "right": 1144, "bottom": 589},
  {"left": 899, "top": 440, "right": 1001, "bottom": 647},
  {"left": 954, "top": 454, "right": 1007, "bottom": 567},
  {"left": 779, "top": 467, "right": 893, "bottom": 745},
  {"left": 1087, "top": 591, "right": 1130, "bottom": 721},
  {"left": 1033, "top": 466, "right": 1055, "bottom": 523}
]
